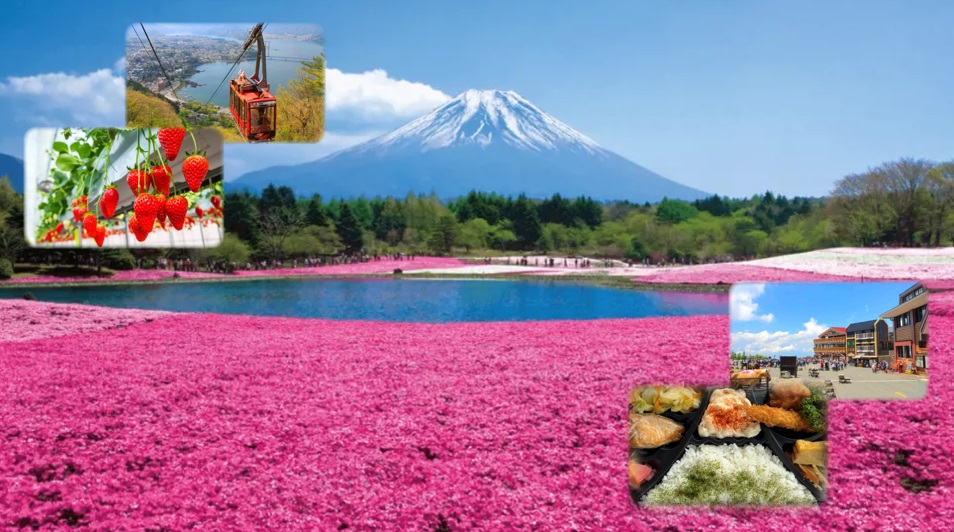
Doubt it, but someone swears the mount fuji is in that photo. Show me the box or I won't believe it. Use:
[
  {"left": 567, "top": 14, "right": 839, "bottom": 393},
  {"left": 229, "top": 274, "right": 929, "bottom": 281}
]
[{"left": 234, "top": 90, "right": 709, "bottom": 202}]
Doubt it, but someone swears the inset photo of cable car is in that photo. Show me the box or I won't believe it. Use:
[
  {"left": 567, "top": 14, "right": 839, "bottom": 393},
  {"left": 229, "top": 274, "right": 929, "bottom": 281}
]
[{"left": 125, "top": 23, "right": 324, "bottom": 144}]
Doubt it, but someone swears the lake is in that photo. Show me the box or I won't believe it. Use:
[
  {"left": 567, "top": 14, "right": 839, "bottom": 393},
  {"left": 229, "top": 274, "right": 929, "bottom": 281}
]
[
  {"left": 180, "top": 40, "right": 323, "bottom": 107},
  {"left": 0, "top": 279, "right": 727, "bottom": 322}
]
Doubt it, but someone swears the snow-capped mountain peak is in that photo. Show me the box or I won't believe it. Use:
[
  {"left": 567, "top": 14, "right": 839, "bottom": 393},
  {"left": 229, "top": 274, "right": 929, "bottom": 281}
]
[{"left": 368, "top": 89, "right": 605, "bottom": 154}]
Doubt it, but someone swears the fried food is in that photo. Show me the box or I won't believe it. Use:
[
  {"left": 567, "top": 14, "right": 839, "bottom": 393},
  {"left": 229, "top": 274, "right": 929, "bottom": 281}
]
[
  {"left": 698, "top": 388, "right": 761, "bottom": 438},
  {"left": 629, "top": 413, "right": 685, "bottom": 449},
  {"left": 744, "top": 405, "right": 814, "bottom": 432},
  {"left": 769, "top": 379, "right": 812, "bottom": 411}
]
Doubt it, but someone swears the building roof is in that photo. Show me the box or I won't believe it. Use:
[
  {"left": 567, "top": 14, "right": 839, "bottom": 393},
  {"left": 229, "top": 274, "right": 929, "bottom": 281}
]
[
  {"left": 880, "top": 292, "right": 928, "bottom": 319},
  {"left": 846, "top": 320, "right": 878, "bottom": 333},
  {"left": 817, "top": 327, "right": 847, "bottom": 338},
  {"left": 900, "top": 281, "right": 925, "bottom": 300}
]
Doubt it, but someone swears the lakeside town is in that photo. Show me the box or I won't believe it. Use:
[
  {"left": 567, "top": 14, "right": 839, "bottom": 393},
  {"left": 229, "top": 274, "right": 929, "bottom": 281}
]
[{"left": 126, "top": 34, "right": 238, "bottom": 95}]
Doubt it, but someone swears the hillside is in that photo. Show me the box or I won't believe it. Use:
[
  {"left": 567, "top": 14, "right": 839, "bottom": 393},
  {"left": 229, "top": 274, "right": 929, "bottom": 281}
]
[
  {"left": 0, "top": 153, "right": 24, "bottom": 193},
  {"left": 125, "top": 89, "right": 183, "bottom": 129}
]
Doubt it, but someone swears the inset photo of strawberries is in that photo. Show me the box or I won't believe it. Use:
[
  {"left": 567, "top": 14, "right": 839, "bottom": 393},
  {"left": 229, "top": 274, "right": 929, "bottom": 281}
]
[{"left": 23, "top": 127, "right": 224, "bottom": 248}]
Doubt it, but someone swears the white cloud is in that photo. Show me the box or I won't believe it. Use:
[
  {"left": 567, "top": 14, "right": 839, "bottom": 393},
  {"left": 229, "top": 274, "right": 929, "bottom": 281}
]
[
  {"left": 0, "top": 64, "right": 446, "bottom": 163},
  {"left": 730, "top": 283, "right": 774, "bottom": 323},
  {"left": 326, "top": 68, "right": 450, "bottom": 118},
  {"left": 0, "top": 69, "right": 125, "bottom": 126},
  {"left": 731, "top": 317, "right": 829, "bottom": 356}
]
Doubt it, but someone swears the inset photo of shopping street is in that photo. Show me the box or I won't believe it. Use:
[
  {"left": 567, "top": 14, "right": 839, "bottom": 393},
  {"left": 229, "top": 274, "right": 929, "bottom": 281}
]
[{"left": 730, "top": 282, "right": 928, "bottom": 401}]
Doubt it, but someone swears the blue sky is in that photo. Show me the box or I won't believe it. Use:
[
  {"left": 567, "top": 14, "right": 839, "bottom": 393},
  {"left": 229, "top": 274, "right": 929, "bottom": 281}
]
[
  {"left": 730, "top": 282, "right": 916, "bottom": 357},
  {"left": 1, "top": 0, "right": 952, "bottom": 196}
]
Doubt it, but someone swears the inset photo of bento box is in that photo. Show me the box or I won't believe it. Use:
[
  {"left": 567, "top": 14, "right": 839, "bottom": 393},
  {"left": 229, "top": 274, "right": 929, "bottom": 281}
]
[
  {"left": 627, "top": 384, "right": 827, "bottom": 506},
  {"left": 24, "top": 127, "right": 223, "bottom": 248}
]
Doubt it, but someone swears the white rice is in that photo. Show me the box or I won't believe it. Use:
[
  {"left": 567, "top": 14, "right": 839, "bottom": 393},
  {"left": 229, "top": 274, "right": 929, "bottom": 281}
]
[{"left": 643, "top": 444, "right": 817, "bottom": 506}]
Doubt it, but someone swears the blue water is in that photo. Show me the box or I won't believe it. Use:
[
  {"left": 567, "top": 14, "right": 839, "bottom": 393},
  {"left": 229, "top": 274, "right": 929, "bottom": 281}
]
[
  {"left": 180, "top": 40, "right": 324, "bottom": 107},
  {"left": 0, "top": 279, "right": 727, "bottom": 322}
]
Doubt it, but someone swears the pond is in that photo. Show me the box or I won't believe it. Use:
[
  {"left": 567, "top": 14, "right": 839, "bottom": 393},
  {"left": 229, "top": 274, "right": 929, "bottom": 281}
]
[{"left": 0, "top": 278, "right": 728, "bottom": 322}]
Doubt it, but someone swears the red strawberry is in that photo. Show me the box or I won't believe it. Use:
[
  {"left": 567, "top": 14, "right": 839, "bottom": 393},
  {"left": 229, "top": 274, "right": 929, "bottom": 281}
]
[
  {"left": 155, "top": 194, "right": 168, "bottom": 227},
  {"left": 126, "top": 169, "right": 151, "bottom": 196},
  {"left": 94, "top": 224, "right": 106, "bottom": 247},
  {"left": 210, "top": 195, "right": 221, "bottom": 209},
  {"left": 128, "top": 214, "right": 149, "bottom": 242},
  {"left": 55, "top": 222, "right": 64, "bottom": 234},
  {"left": 182, "top": 153, "right": 208, "bottom": 192},
  {"left": 151, "top": 165, "right": 172, "bottom": 196},
  {"left": 72, "top": 205, "right": 87, "bottom": 223},
  {"left": 100, "top": 186, "right": 119, "bottom": 218},
  {"left": 165, "top": 196, "right": 188, "bottom": 230},
  {"left": 158, "top": 128, "right": 186, "bottom": 161},
  {"left": 195, "top": 206, "right": 203, "bottom": 219},
  {"left": 133, "top": 193, "right": 160, "bottom": 234},
  {"left": 82, "top": 212, "right": 98, "bottom": 236}
]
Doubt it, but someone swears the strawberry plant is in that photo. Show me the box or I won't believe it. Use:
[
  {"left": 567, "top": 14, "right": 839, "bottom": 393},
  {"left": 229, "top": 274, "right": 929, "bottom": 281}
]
[{"left": 33, "top": 127, "right": 223, "bottom": 248}]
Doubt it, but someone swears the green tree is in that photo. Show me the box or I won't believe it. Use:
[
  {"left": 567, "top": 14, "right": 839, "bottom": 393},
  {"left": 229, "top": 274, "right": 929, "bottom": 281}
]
[
  {"left": 656, "top": 198, "right": 699, "bottom": 224},
  {"left": 430, "top": 214, "right": 457, "bottom": 253},
  {"left": 204, "top": 234, "right": 251, "bottom": 264},
  {"left": 374, "top": 198, "right": 406, "bottom": 245},
  {"left": 223, "top": 191, "right": 261, "bottom": 245},
  {"left": 456, "top": 218, "right": 492, "bottom": 252},
  {"left": 305, "top": 194, "right": 329, "bottom": 227},
  {"left": 337, "top": 202, "right": 364, "bottom": 254},
  {"left": 275, "top": 55, "right": 325, "bottom": 142},
  {"left": 511, "top": 194, "right": 541, "bottom": 249}
]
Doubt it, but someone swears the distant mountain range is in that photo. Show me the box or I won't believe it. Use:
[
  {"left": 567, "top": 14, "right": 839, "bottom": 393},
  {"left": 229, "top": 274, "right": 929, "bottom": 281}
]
[
  {"left": 234, "top": 89, "right": 709, "bottom": 202},
  {"left": 0, "top": 153, "right": 23, "bottom": 193}
]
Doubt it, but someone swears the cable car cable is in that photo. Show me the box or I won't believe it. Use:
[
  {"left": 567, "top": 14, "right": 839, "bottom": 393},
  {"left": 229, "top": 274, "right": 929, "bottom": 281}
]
[
  {"left": 138, "top": 23, "right": 179, "bottom": 100},
  {"left": 205, "top": 46, "right": 253, "bottom": 106}
]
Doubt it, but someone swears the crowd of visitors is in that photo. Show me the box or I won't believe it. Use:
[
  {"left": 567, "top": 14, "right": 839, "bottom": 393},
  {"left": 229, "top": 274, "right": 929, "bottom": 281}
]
[{"left": 142, "top": 253, "right": 416, "bottom": 275}]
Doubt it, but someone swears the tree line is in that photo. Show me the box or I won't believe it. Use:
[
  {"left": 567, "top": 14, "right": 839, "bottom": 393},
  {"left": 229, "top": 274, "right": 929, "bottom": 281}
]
[
  {"left": 1, "top": 155, "right": 952, "bottom": 279},
  {"left": 830, "top": 158, "right": 954, "bottom": 246},
  {"left": 220, "top": 184, "right": 831, "bottom": 262}
]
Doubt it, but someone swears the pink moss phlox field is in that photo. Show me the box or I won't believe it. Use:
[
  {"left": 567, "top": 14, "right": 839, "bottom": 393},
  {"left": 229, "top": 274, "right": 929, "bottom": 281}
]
[
  {"left": 637, "top": 264, "right": 859, "bottom": 285},
  {"left": 1, "top": 296, "right": 953, "bottom": 530},
  {"left": 0, "top": 311, "right": 726, "bottom": 530},
  {"left": 1, "top": 269, "right": 228, "bottom": 284},
  {"left": 0, "top": 300, "right": 171, "bottom": 342}
]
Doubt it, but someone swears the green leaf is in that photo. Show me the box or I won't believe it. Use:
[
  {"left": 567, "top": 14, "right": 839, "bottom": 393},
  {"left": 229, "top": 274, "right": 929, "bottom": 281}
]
[
  {"left": 53, "top": 141, "right": 69, "bottom": 153},
  {"left": 52, "top": 170, "right": 69, "bottom": 185},
  {"left": 55, "top": 153, "right": 81, "bottom": 172},
  {"left": 75, "top": 143, "right": 92, "bottom": 159}
]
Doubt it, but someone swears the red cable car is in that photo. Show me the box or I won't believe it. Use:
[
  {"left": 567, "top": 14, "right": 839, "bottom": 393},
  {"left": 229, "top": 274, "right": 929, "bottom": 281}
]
[{"left": 229, "top": 24, "right": 276, "bottom": 142}]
